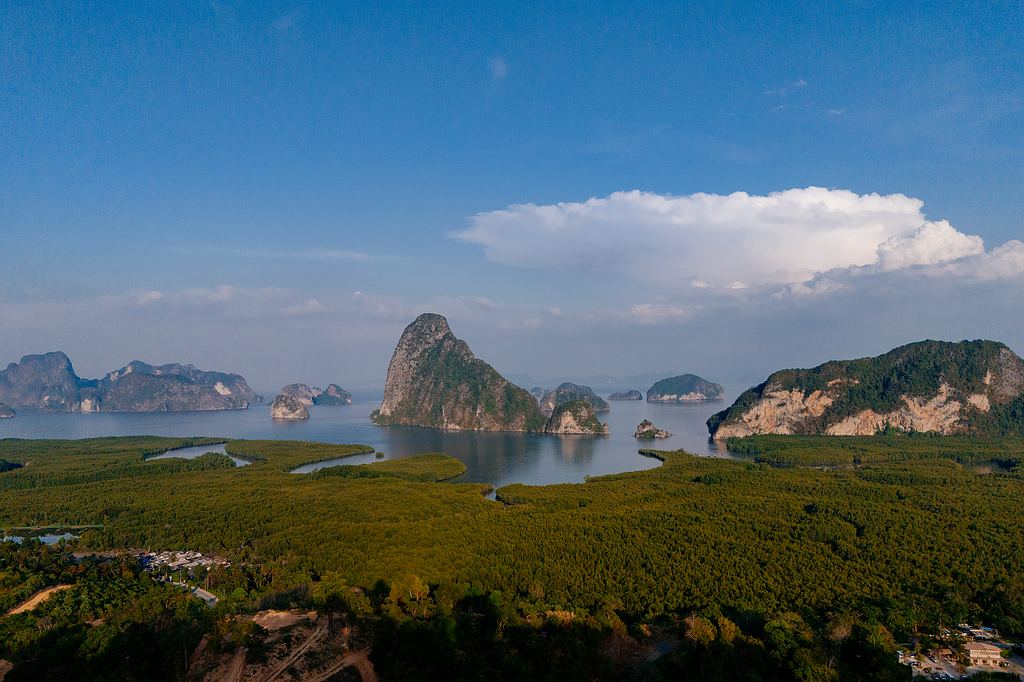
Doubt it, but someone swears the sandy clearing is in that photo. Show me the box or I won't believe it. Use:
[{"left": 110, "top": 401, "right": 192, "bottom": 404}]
[
  {"left": 7, "top": 585, "right": 73, "bottom": 616},
  {"left": 252, "top": 610, "right": 315, "bottom": 632}
]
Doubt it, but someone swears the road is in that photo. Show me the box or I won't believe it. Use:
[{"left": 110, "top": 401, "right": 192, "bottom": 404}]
[
  {"left": 309, "top": 650, "right": 377, "bottom": 682},
  {"left": 7, "top": 585, "right": 73, "bottom": 615}
]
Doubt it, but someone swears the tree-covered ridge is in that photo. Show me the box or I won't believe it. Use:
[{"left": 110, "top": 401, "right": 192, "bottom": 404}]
[
  {"left": 312, "top": 453, "right": 467, "bottom": 482},
  {"left": 708, "top": 339, "right": 1024, "bottom": 436},
  {"left": 372, "top": 313, "right": 547, "bottom": 432},
  {"left": 725, "top": 433, "right": 1024, "bottom": 468}
]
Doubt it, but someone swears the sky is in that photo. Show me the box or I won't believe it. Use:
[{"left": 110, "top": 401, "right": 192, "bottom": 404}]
[{"left": 1, "top": 1, "right": 1022, "bottom": 393}]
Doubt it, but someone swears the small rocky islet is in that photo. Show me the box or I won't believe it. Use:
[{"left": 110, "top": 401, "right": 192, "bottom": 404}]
[
  {"left": 544, "top": 400, "right": 609, "bottom": 435},
  {"left": 0, "top": 402, "right": 14, "bottom": 419},
  {"left": 609, "top": 390, "right": 643, "bottom": 401},
  {"left": 270, "top": 393, "right": 309, "bottom": 420},
  {"left": 634, "top": 419, "right": 671, "bottom": 439},
  {"left": 271, "top": 383, "right": 353, "bottom": 419}
]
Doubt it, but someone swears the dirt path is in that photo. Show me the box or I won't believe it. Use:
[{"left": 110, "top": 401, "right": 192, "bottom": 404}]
[
  {"left": 221, "top": 647, "right": 247, "bottom": 682},
  {"left": 259, "top": 622, "right": 327, "bottom": 682},
  {"left": 308, "top": 650, "right": 376, "bottom": 682},
  {"left": 7, "top": 585, "right": 72, "bottom": 615}
]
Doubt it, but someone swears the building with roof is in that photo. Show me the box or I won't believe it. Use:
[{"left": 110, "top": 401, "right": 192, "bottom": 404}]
[{"left": 964, "top": 642, "right": 1002, "bottom": 666}]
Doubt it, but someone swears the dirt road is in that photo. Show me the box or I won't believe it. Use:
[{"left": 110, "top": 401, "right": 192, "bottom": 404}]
[
  {"left": 309, "top": 650, "right": 377, "bottom": 682},
  {"left": 7, "top": 585, "right": 72, "bottom": 615}
]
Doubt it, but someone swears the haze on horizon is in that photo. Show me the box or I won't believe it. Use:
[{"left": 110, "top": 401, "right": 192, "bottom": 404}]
[{"left": 1, "top": 2, "right": 1022, "bottom": 392}]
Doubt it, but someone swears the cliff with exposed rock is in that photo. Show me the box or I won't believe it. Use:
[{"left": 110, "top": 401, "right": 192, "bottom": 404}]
[
  {"left": 707, "top": 340, "right": 1024, "bottom": 439},
  {"left": 544, "top": 400, "right": 609, "bottom": 435},
  {"left": 271, "top": 393, "right": 309, "bottom": 420},
  {"left": 372, "top": 314, "right": 547, "bottom": 432}
]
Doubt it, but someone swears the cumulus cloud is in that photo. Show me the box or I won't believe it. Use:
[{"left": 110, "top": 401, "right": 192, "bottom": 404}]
[
  {"left": 876, "top": 220, "right": 985, "bottom": 271},
  {"left": 453, "top": 187, "right": 1021, "bottom": 289}
]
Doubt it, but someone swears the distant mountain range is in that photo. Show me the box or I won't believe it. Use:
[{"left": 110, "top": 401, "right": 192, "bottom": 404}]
[{"left": 0, "top": 352, "right": 260, "bottom": 413}]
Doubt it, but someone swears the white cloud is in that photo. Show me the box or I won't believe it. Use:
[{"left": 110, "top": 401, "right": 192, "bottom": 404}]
[
  {"left": 876, "top": 220, "right": 985, "bottom": 271},
  {"left": 455, "top": 187, "right": 950, "bottom": 287},
  {"left": 284, "top": 298, "right": 330, "bottom": 316},
  {"left": 454, "top": 187, "right": 1024, "bottom": 291},
  {"left": 919, "top": 239, "right": 1024, "bottom": 281},
  {"left": 136, "top": 290, "right": 163, "bottom": 306}
]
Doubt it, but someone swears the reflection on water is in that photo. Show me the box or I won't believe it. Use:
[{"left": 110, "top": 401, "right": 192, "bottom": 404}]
[
  {"left": 0, "top": 386, "right": 747, "bottom": 488},
  {"left": 145, "top": 442, "right": 251, "bottom": 467}
]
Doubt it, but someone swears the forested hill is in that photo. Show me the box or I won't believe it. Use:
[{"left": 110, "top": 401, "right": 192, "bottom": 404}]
[{"left": 708, "top": 339, "right": 1024, "bottom": 439}]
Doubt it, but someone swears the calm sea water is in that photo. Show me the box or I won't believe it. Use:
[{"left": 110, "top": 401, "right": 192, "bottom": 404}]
[{"left": 0, "top": 386, "right": 746, "bottom": 489}]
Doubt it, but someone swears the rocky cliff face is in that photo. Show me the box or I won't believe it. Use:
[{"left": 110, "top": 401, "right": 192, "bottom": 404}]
[
  {"left": 313, "top": 384, "right": 352, "bottom": 405},
  {"left": 708, "top": 340, "right": 1024, "bottom": 439},
  {"left": 609, "top": 390, "right": 643, "bottom": 401},
  {"left": 634, "top": 419, "right": 670, "bottom": 439},
  {"left": 544, "top": 400, "right": 609, "bottom": 435},
  {"left": 280, "top": 384, "right": 317, "bottom": 406},
  {"left": 647, "top": 375, "right": 724, "bottom": 402},
  {"left": 271, "top": 393, "right": 309, "bottom": 420},
  {"left": 0, "top": 353, "right": 257, "bottom": 412},
  {"left": 372, "top": 313, "right": 547, "bottom": 432},
  {"left": 0, "top": 402, "right": 14, "bottom": 418},
  {"left": 0, "top": 352, "right": 82, "bottom": 411},
  {"left": 539, "top": 382, "right": 610, "bottom": 417}
]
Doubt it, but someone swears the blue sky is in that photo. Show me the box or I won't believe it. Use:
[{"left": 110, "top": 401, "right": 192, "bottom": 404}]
[{"left": 1, "top": 1, "right": 1022, "bottom": 391}]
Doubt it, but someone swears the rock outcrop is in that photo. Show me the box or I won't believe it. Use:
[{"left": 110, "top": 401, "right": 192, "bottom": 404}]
[
  {"left": 539, "top": 382, "right": 610, "bottom": 417},
  {"left": 609, "top": 390, "right": 643, "bottom": 401},
  {"left": 271, "top": 393, "right": 309, "bottom": 420},
  {"left": 708, "top": 340, "right": 1024, "bottom": 439},
  {"left": 0, "top": 352, "right": 258, "bottom": 412},
  {"left": 313, "top": 384, "right": 352, "bottom": 405},
  {"left": 279, "top": 384, "right": 317, "bottom": 406},
  {"left": 544, "top": 400, "right": 609, "bottom": 435},
  {"left": 647, "top": 375, "right": 724, "bottom": 402},
  {"left": 278, "top": 383, "right": 353, "bottom": 407},
  {"left": 372, "top": 313, "right": 547, "bottom": 432},
  {"left": 634, "top": 419, "right": 670, "bottom": 439},
  {"left": 0, "top": 352, "right": 82, "bottom": 411},
  {"left": 0, "top": 402, "right": 14, "bottom": 418}
]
